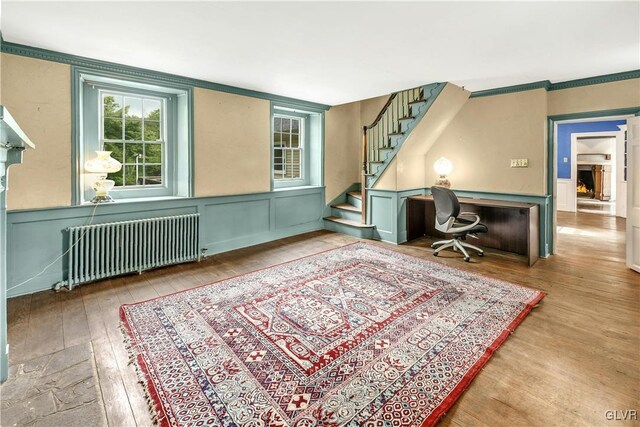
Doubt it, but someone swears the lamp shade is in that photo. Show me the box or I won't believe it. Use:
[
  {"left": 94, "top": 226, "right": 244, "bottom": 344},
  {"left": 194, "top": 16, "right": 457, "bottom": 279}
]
[
  {"left": 85, "top": 151, "right": 122, "bottom": 174},
  {"left": 433, "top": 157, "right": 453, "bottom": 176}
]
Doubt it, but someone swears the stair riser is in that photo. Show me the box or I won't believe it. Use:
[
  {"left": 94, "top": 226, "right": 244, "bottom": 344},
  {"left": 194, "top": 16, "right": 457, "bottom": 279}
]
[
  {"left": 331, "top": 207, "right": 362, "bottom": 222},
  {"left": 347, "top": 194, "right": 362, "bottom": 209},
  {"left": 324, "top": 219, "right": 374, "bottom": 239}
]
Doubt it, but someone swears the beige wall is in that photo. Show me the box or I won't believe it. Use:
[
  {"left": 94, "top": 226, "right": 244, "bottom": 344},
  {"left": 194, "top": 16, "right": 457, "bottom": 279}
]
[
  {"left": 375, "top": 83, "right": 470, "bottom": 191},
  {"left": 324, "top": 101, "right": 361, "bottom": 203},
  {"left": 548, "top": 78, "right": 640, "bottom": 116},
  {"left": 1, "top": 54, "right": 72, "bottom": 210},
  {"left": 323, "top": 93, "right": 389, "bottom": 203},
  {"left": 425, "top": 88, "right": 548, "bottom": 195},
  {"left": 193, "top": 88, "right": 270, "bottom": 197}
]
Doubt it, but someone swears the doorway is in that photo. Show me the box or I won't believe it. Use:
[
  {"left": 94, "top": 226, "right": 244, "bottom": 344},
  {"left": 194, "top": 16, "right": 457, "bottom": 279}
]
[{"left": 547, "top": 109, "right": 639, "bottom": 258}]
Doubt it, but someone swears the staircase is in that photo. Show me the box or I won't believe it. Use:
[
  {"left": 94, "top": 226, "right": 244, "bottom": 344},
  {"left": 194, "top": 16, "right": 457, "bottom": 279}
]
[
  {"left": 323, "top": 190, "right": 374, "bottom": 239},
  {"left": 362, "top": 82, "right": 445, "bottom": 189},
  {"left": 324, "top": 82, "right": 446, "bottom": 239}
]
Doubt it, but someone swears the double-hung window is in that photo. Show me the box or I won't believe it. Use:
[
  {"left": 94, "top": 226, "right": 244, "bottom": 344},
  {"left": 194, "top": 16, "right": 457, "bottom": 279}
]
[
  {"left": 100, "top": 91, "right": 165, "bottom": 187},
  {"left": 273, "top": 114, "right": 304, "bottom": 181},
  {"left": 271, "top": 104, "right": 323, "bottom": 189},
  {"left": 74, "top": 68, "right": 192, "bottom": 203}
]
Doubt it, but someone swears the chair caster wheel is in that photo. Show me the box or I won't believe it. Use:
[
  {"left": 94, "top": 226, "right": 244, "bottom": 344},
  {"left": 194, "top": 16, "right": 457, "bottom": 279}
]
[
  {"left": 433, "top": 252, "right": 438, "bottom": 256},
  {"left": 478, "top": 252, "right": 484, "bottom": 257},
  {"left": 464, "top": 257, "right": 470, "bottom": 262}
]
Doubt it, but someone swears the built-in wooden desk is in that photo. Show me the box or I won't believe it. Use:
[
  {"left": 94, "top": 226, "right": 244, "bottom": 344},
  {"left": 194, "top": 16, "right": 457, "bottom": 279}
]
[{"left": 407, "top": 195, "right": 539, "bottom": 266}]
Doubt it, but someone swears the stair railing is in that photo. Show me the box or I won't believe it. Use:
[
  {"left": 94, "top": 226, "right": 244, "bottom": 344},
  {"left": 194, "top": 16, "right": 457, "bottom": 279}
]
[{"left": 361, "top": 86, "right": 424, "bottom": 224}]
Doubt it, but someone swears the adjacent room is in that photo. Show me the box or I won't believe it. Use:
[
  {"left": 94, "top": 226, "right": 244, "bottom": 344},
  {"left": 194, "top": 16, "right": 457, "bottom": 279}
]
[{"left": 0, "top": 2, "right": 639, "bottom": 426}]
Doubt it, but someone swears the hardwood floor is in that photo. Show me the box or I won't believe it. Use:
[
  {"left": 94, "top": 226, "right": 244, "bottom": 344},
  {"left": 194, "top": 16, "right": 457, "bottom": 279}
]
[{"left": 2, "top": 211, "right": 638, "bottom": 426}]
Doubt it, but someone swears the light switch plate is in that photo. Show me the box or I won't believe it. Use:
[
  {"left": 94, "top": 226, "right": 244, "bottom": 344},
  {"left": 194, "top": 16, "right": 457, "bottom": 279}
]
[{"left": 510, "top": 158, "right": 529, "bottom": 168}]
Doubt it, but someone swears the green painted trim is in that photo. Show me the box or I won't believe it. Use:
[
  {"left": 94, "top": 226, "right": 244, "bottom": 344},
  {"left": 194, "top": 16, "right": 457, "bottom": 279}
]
[
  {"left": 6, "top": 187, "right": 325, "bottom": 297},
  {"left": 549, "top": 70, "right": 640, "bottom": 91},
  {"left": 469, "top": 81, "right": 551, "bottom": 98},
  {"left": 1, "top": 39, "right": 331, "bottom": 111},
  {"left": 71, "top": 66, "right": 195, "bottom": 204},
  {"left": 548, "top": 107, "right": 640, "bottom": 122},
  {"left": 546, "top": 106, "right": 640, "bottom": 254},
  {"left": 470, "top": 70, "right": 640, "bottom": 98}
]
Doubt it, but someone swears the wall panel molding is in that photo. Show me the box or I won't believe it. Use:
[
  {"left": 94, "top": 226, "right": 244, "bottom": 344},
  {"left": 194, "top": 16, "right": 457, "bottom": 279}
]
[{"left": 6, "top": 187, "right": 324, "bottom": 297}]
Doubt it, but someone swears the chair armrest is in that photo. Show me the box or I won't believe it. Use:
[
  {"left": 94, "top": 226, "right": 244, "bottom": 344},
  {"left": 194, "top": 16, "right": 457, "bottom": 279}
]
[{"left": 451, "top": 214, "right": 480, "bottom": 232}]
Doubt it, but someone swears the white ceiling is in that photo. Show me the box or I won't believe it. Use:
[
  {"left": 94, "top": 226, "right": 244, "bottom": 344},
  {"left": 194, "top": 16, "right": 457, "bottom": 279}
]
[{"left": 2, "top": 1, "right": 639, "bottom": 106}]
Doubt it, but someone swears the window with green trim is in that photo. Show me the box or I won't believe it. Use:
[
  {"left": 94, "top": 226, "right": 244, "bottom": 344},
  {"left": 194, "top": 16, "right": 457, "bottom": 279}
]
[
  {"left": 74, "top": 69, "right": 192, "bottom": 203},
  {"left": 271, "top": 103, "right": 323, "bottom": 190}
]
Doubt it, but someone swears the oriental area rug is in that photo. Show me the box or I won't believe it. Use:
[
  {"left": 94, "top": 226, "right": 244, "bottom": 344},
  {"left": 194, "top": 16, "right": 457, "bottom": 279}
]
[{"left": 120, "top": 242, "right": 544, "bottom": 427}]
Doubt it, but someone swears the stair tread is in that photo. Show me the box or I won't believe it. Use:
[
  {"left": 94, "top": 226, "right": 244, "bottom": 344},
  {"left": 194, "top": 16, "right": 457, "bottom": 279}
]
[
  {"left": 388, "top": 132, "right": 404, "bottom": 136},
  {"left": 398, "top": 116, "right": 415, "bottom": 121},
  {"left": 347, "top": 191, "right": 362, "bottom": 199},
  {"left": 332, "top": 203, "right": 362, "bottom": 213},
  {"left": 408, "top": 99, "right": 427, "bottom": 105},
  {"left": 324, "top": 216, "right": 374, "bottom": 228},
  {"left": 368, "top": 160, "right": 383, "bottom": 164}
]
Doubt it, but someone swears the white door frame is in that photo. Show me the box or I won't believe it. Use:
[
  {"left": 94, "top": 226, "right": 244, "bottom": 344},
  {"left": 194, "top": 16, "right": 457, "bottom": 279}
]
[
  {"left": 550, "top": 113, "right": 635, "bottom": 254},
  {"left": 627, "top": 116, "right": 640, "bottom": 273},
  {"left": 569, "top": 131, "right": 618, "bottom": 214}
]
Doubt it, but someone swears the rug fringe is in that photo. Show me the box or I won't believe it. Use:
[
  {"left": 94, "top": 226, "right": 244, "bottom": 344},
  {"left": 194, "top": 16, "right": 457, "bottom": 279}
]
[{"left": 120, "top": 320, "right": 165, "bottom": 426}]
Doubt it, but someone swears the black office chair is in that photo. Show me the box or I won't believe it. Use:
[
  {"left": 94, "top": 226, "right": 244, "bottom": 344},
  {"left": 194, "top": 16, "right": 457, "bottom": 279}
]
[{"left": 430, "top": 186, "right": 488, "bottom": 262}]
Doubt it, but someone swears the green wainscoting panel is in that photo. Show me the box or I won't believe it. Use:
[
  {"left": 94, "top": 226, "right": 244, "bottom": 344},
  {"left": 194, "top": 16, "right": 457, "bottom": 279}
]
[
  {"left": 6, "top": 187, "right": 325, "bottom": 298},
  {"left": 368, "top": 192, "right": 395, "bottom": 241},
  {"left": 275, "top": 192, "right": 324, "bottom": 229},
  {"left": 204, "top": 199, "right": 271, "bottom": 243}
]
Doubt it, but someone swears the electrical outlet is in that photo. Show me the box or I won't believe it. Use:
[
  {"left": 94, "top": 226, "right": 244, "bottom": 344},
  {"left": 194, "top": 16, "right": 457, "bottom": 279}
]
[{"left": 510, "top": 158, "right": 529, "bottom": 168}]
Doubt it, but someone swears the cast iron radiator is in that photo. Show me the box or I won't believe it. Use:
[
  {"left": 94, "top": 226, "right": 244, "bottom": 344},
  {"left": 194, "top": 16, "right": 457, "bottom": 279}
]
[{"left": 60, "top": 213, "right": 200, "bottom": 290}]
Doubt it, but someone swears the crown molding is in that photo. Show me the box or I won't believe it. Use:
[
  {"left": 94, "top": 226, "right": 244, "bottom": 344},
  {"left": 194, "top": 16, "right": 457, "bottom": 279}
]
[
  {"left": 469, "top": 81, "right": 551, "bottom": 98},
  {"left": 548, "top": 70, "right": 640, "bottom": 91},
  {"left": 470, "top": 70, "right": 640, "bottom": 98},
  {"left": 0, "top": 39, "right": 331, "bottom": 111}
]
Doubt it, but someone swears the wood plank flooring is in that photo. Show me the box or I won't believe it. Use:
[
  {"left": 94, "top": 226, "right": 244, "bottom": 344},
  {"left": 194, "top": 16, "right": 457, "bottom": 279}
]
[{"left": 3, "top": 211, "right": 639, "bottom": 426}]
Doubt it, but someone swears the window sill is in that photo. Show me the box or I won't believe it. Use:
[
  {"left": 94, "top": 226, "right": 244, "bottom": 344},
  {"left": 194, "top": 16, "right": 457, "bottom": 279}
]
[
  {"left": 273, "top": 185, "right": 323, "bottom": 192},
  {"left": 79, "top": 195, "right": 188, "bottom": 205}
]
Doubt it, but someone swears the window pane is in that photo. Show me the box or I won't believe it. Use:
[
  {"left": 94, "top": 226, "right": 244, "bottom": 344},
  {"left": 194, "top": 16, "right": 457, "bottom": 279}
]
[
  {"left": 125, "top": 97, "right": 142, "bottom": 119},
  {"left": 144, "top": 99, "right": 161, "bottom": 120},
  {"left": 274, "top": 117, "right": 282, "bottom": 133},
  {"left": 103, "top": 142, "right": 123, "bottom": 163},
  {"left": 144, "top": 121, "right": 160, "bottom": 141},
  {"left": 291, "top": 149, "right": 301, "bottom": 178},
  {"left": 125, "top": 143, "right": 144, "bottom": 164},
  {"left": 145, "top": 143, "right": 162, "bottom": 163},
  {"left": 291, "top": 133, "right": 299, "bottom": 148},
  {"left": 281, "top": 133, "right": 290, "bottom": 148},
  {"left": 103, "top": 95, "right": 123, "bottom": 118},
  {"left": 103, "top": 118, "right": 123, "bottom": 140},
  {"left": 124, "top": 164, "right": 140, "bottom": 185},
  {"left": 274, "top": 132, "right": 282, "bottom": 147},
  {"left": 144, "top": 165, "right": 162, "bottom": 185},
  {"left": 282, "top": 118, "right": 291, "bottom": 133},
  {"left": 107, "top": 169, "right": 123, "bottom": 187},
  {"left": 125, "top": 119, "right": 142, "bottom": 140},
  {"left": 292, "top": 119, "right": 299, "bottom": 133}
]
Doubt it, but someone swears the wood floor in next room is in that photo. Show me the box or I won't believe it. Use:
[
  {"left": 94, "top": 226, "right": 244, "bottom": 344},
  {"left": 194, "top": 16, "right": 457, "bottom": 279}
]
[{"left": 1, "top": 212, "right": 638, "bottom": 426}]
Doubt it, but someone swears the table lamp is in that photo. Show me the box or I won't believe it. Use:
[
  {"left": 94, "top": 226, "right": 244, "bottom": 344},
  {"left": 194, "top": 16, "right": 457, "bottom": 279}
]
[
  {"left": 434, "top": 157, "right": 452, "bottom": 188},
  {"left": 85, "top": 151, "right": 122, "bottom": 203}
]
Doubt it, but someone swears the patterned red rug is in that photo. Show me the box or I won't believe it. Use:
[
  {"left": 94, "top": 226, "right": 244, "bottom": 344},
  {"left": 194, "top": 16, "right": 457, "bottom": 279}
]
[{"left": 121, "top": 242, "right": 544, "bottom": 426}]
